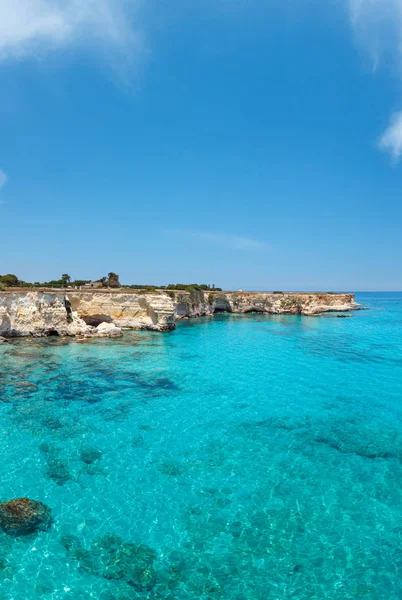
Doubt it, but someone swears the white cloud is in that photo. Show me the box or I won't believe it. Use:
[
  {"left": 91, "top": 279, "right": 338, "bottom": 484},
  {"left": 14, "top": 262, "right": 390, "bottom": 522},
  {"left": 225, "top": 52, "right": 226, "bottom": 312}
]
[
  {"left": 170, "top": 230, "right": 269, "bottom": 251},
  {"left": 0, "top": 169, "right": 7, "bottom": 189},
  {"left": 348, "top": 0, "right": 402, "bottom": 159},
  {"left": 379, "top": 111, "right": 402, "bottom": 160},
  {"left": 0, "top": 0, "right": 142, "bottom": 64},
  {"left": 0, "top": 169, "right": 7, "bottom": 204},
  {"left": 196, "top": 231, "right": 268, "bottom": 250},
  {"left": 349, "top": 0, "right": 402, "bottom": 68}
]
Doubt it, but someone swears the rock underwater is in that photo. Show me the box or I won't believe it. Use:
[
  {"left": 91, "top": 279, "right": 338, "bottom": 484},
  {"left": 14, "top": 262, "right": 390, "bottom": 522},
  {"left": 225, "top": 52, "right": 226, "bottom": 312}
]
[
  {"left": 60, "top": 533, "right": 157, "bottom": 591},
  {"left": 80, "top": 445, "right": 103, "bottom": 464},
  {"left": 0, "top": 498, "right": 53, "bottom": 536}
]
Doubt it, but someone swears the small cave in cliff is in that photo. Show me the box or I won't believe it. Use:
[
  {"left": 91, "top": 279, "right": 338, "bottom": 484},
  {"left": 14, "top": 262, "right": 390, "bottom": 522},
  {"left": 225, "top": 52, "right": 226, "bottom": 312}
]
[
  {"left": 46, "top": 330, "right": 60, "bottom": 337},
  {"left": 214, "top": 307, "right": 231, "bottom": 314},
  {"left": 81, "top": 315, "right": 113, "bottom": 327}
]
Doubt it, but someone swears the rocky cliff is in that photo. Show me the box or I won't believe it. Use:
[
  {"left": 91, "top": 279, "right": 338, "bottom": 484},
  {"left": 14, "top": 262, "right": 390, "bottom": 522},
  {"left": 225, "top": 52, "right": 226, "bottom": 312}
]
[
  {"left": 171, "top": 290, "right": 358, "bottom": 318},
  {"left": 68, "top": 292, "right": 175, "bottom": 332},
  {"left": 0, "top": 290, "right": 358, "bottom": 338}
]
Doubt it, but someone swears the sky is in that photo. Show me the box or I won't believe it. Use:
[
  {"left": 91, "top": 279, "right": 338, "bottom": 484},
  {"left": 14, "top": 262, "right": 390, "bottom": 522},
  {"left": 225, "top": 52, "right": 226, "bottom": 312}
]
[{"left": 1, "top": 0, "right": 402, "bottom": 291}]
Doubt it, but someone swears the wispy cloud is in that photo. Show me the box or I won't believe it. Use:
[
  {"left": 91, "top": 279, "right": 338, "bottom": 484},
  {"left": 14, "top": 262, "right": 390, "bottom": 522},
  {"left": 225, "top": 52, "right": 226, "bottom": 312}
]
[
  {"left": 348, "top": 0, "right": 401, "bottom": 64},
  {"left": 348, "top": 0, "right": 402, "bottom": 160},
  {"left": 0, "top": 169, "right": 7, "bottom": 189},
  {"left": 379, "top": 111, "right": 402, "bottom": 160},
  {"left": 196, "top": 231, "right": 268, "bottom": 250},
  {"left": 0, "top": 169, "right": 7, "bottom": 204},
  {"left": 170, "top": 230, "right": 269, "bottom": 251},
  {"left": 0, "top": 0, "right": 143, "bottom": 67}
]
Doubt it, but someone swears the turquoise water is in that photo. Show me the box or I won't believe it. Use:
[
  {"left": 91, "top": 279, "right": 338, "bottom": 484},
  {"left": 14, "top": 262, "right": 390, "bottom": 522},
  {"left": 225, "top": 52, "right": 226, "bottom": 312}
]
[{"left": 1, "top": 293, "right": 402, "bottom": 599}]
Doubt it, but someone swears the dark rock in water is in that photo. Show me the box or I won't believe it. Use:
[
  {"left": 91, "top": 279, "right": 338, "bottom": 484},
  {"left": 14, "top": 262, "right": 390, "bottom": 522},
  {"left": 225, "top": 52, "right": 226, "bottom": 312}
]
[
  {"left": 131, "top": 435, "right": 145, "bottom": 448},
  {"left": 46, "top": 458, "right": 71, "bottom": 485},
  {"left": 80, "top": 446, "right": 103, "bottom": 465},
  {"left": 61, "top": 532, "right": 157, "bottom": 591},
  {"left": 39, "top": 443, "right": 71, "bottom": 485},
  {"left": 60, "top": 535, "right": 100, "bottom": 575},
  {"left": 34, "top": 583, "right": 55, "bottom": 595},
  {"left": 84, "top": 463, "right": 104, "bottom": 477},
  {"left": 157, "top": 461, "right": 185, "bottom": 477},
  {"left": 0, "top": 337, "right": 9, "bottom": 344},
  {"left": 337, "top": 314, "right": 353, "bottom": 318},
  {"left": 39, "top": 442, "right": 52, "bottom": 455},
  {"left": 42, "top": 417, "right": 64, "bottom": 431},
  {"left": 0, "top": 498, "right": 52, "bottom": 536},
  {"left": 60, "top": 534, "right": 82, "bottom": 553},
  {"left": 94, "top": 534, "right": 157, "bottom": 591}
]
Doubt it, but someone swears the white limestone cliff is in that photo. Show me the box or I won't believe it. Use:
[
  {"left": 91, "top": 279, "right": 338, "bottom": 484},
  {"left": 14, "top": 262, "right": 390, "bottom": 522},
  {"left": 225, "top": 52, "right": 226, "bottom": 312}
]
[
  {"left": 68, "top": 292, "right": 175, "bottom": 332},
  {"left": 0, "top": 292, "right": 90, "bottom": 338},
  {"left": 0, "top": 290, "right": 359, "bottom": 338}
]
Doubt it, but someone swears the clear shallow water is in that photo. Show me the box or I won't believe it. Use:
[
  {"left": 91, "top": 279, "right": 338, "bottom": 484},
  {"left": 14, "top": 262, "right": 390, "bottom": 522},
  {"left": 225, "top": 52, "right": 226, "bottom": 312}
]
[{"left": 1, "top": 293, "right": 402, "bottom": 599}]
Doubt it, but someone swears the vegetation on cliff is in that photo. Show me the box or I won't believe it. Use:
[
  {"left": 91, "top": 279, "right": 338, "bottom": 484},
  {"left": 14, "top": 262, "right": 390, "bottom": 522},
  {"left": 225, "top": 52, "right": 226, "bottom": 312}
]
[
  {"left": 166, "top": 283, "right": 222, "bottom": 291},
  {"left": 0, "top": 274, "right": 91, "bottom": 289},
  {"left": 0, "top": 274, "right": 222, "bottom": 292}
]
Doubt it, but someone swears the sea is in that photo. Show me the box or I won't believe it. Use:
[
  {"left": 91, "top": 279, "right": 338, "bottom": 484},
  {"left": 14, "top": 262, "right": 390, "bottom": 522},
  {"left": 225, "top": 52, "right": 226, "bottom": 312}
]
[{"left": 0, "top": 292, "right": 402, "bottom": 599}]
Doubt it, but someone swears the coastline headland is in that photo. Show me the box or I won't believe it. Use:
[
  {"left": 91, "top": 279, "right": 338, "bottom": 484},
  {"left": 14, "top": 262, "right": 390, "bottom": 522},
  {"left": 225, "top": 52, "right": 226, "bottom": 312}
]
[{"left": 0, "top": 289, "right": 359, "bottom": 339}]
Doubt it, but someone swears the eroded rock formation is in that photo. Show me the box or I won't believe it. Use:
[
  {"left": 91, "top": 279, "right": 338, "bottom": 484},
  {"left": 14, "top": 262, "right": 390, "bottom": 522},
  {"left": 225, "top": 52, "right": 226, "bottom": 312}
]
[
  {"left": 0, "top": 498, "right": 53, "bottom": 536},
  {"left": 68, "top": 292, "right": 175, "bottom": 332},
  {"left": 0, "top": 290, "right": 359, "bottom": 338},
  {"left": 0, "top": 292, "right": 90, "bottom": 338}
]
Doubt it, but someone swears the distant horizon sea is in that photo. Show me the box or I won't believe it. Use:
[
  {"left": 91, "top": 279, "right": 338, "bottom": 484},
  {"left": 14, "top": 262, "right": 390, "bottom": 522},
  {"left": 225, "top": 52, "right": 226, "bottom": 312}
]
[{"left": 1, "top": 291, "right": 402, "bottom": 599}]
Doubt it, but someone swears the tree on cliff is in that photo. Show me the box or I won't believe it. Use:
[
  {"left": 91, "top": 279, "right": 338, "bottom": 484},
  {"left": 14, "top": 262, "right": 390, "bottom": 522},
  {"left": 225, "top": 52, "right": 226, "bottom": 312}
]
[
  {"left": 107, "top": 272, "right": 120, "bottom": 288},
  {"left": 0, "top": 274, "right": 19, "bottom": 287},
  {"left": 61, "top": 274, "right": 71, "bottom": 287}
]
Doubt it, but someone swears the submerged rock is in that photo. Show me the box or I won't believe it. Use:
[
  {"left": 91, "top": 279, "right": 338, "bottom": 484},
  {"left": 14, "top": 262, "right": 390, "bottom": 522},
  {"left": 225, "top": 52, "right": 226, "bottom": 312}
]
[
  {"left": 157, "top": 461, "right": 185, "bottom": 477},
  {"left": 80, "top": 446, "right": 103, "bottom": 465},
  {"left": 0, "top": 336, "right": 9, "bottom": 344},
  {"left": 83, "top": 463, "right": 104, "bottom": 476},
  {"left": 61, "top": 532, "right": 157, "bottom": 591},
  {"left": 96, "top": 535, "right": 157, "bottom": 591},
  {"left": 131, "top": 435, "right": 145, "bottom": 447},
  {"left": 46, "top": 458, "right": 71, "bottom": 485},
  {"left": 60, "top": 535, "right": 100, "bottom": 575},
  {"left": 42, "top": 417, "right": 64, "bottom": 431},
  {"left": 0, "top": 498, "right": 52, "bottom": 536},
  {"left": 60, "top": 534, "right": 82, "bottom": 553},
  {"left": 39, "top": 443, "right": 71, "bottom": 485}
]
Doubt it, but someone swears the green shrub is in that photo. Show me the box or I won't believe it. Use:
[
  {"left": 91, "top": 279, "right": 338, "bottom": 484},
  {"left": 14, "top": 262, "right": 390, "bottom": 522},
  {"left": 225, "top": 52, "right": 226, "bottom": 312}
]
[{"left": 0, "top": 274, "right": 19, "bottom": 287}]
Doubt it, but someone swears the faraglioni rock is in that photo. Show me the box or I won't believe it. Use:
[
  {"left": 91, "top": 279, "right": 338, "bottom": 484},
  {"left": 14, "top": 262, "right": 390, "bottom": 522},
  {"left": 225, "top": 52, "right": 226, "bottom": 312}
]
[{"left": 0, "top": 498, "right": 53, "bottom": 536}]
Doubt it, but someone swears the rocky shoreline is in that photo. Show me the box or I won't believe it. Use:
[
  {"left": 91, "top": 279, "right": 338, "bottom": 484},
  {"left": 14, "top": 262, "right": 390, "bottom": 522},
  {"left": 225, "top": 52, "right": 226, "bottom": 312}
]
[{"left": 0, "top": 290, "right": 360, "bottom": 338}]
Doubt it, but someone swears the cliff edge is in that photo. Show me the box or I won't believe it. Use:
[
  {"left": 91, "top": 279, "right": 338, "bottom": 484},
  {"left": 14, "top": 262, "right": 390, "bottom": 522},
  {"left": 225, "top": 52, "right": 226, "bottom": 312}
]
[{"left": 0, "top": 290, "right": 359, "bottom": 338}]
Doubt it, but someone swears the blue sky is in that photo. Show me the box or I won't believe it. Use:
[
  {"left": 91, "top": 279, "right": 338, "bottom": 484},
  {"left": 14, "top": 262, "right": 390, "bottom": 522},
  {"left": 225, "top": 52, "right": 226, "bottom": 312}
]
[{"left": 1, "top": 0, "right": 402, "bottom": 291}]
